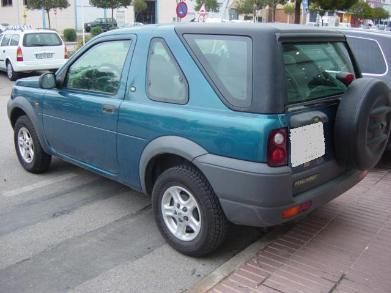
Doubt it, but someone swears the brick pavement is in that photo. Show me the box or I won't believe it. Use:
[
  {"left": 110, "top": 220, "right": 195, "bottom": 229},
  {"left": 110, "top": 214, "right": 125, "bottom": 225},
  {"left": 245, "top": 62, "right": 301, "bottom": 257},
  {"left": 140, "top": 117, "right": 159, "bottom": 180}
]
[{"left": 210, "top": 162, "right": 391, "bottom": 293}]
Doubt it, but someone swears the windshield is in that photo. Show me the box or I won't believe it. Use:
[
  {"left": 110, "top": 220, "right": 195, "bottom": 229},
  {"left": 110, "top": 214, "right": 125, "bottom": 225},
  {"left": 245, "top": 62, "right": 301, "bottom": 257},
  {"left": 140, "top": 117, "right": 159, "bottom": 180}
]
[
  {"left": 283, "top": 42, "right": 355, "bottom": 104},
  {"left": 23, "top": 33, "right": 62, "bottom": 47}
]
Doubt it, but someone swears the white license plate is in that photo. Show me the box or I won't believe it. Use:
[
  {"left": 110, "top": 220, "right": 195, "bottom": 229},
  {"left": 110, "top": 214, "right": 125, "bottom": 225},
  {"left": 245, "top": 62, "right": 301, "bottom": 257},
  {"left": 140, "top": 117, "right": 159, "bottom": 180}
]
[
  {"left": 36, "top": 53, "right": 53, "bottom": 59},
  {"left": 290, "top": 122, "right": 325, "bottom": 167}
]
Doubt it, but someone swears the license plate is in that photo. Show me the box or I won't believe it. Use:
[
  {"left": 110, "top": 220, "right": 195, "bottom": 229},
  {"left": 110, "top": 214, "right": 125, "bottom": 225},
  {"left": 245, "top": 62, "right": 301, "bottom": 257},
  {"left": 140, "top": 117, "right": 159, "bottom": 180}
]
[
  {"left": 290, "top": 122, "right": 325, "bottom": 167},
  {"left": 36, "top": 53, "right": 53, "bottom": 59}
]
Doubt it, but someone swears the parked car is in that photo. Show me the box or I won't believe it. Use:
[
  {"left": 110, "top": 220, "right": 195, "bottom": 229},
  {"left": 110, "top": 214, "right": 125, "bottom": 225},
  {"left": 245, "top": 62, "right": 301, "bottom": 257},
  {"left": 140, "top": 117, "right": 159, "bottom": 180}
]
[
  {"left": 0, "top": 27, "right": 68, "bottom": 81},
  {"left": 84, "top": 18, "right": 117, "bottom": 33},
  {"left": 337, "top": 29, "right": 391, "bottom": 151},
  {"left": 7, "top": 24, "right": 391, "bottom": 256}
]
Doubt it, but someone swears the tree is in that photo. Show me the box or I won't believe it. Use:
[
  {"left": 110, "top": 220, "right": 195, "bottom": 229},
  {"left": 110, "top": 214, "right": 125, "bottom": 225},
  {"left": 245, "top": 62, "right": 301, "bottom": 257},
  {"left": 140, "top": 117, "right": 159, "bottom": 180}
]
[
  {"left": 348, "top": 1, "right": 372, "bottom": 20},
  {"left": 311, "top": 0, "right": 358, "bottom": 11},
  {"left": 234, "top": 0, "right": 266, "bottom": 20},
  {"left": 26, "top": 0, "right": 69, "bottom": 28},
  {"left": 266, "top": 0, "right": 287, "bottom": 22},
  {"left": 294, "top": 0, "right": 301, "bottom": 24},
  {"left": 89, "top": 0, "right": 132, "bottom": 23},
  {"left": 133, "top": 0, "right": 147, "bottom": 20},
  {"left": 283, "top": 3, "right": 294, "bottom": 23},
  {"left": 195, "top": 0, "right": 219, "bottom": 12},
  {"left": 371, "top": 7, "right": 389, "bottom": 22}
]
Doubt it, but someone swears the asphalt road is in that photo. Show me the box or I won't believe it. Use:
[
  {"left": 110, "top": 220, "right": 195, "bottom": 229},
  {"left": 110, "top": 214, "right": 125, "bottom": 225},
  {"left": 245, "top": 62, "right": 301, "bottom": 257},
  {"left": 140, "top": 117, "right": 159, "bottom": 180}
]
[{"left": 0, "top": 73, "right": 263, "bottom": 293}]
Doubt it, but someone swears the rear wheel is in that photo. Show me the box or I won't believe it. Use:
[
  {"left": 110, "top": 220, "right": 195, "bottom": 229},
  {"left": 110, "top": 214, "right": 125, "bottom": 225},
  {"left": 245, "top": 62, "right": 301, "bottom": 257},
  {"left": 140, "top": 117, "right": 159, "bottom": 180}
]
[
  {"left": 14, "top": 116, "right": 51, "bottom": 173},
  {"left": 335, "top": 78, "right": 391, "bottom": 170},
  {"left": 152, "top": 164, "right": 228, "bottom": 256},
  {"left": 6, "top": 61, "right": 19, "bottom": 81}
]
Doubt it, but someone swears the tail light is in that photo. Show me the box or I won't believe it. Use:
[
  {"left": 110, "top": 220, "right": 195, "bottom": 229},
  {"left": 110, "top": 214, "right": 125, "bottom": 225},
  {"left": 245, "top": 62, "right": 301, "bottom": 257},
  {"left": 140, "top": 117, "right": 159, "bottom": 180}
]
[
  {"left": 267, "top": 128, "right": 288, "bottom": 167},
  {"left": 336, "top": 72, "right": 355, "bottom": 86},
  {"left": 64, "top": 46, "right": 68, "bottom": 59},
  {"left": 16, "top": 46, "right": 23, "bottom": 62}
]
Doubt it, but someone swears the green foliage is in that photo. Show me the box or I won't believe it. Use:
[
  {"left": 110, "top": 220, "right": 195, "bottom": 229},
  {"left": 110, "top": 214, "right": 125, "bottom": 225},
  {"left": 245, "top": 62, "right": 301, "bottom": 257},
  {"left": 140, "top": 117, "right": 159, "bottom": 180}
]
[
  {"left": 195, "top": 0, "right": 219, "bottom": 12},
  {"left": 133, "top": 0, "right": 147, "bottom": 19},
  {"left": 89, "top": 0, "right": 131, "bottom": 21},
  {"left": 25, "top": 0, "right": 69, "bottom": 28},
  {"left": 311, "top": 0, "right": 358, "bottom": 11},
  {"left": 91, "top": 26, "right": 102, "bottom": 37},
  {"left": 283, "top": 3, "right": 295, "bottom": 15},
  {"left": 348, "top": 1, "right": 372, "bottom": 19},
  {"left": 234, "top": 0, "right": 265, "bottom": 15},
  {"left": 63, "top": 28, "right": 76, "bottom": 42},
  {"left": 371, "top": 7, "right": 389, "bottom": 21}
]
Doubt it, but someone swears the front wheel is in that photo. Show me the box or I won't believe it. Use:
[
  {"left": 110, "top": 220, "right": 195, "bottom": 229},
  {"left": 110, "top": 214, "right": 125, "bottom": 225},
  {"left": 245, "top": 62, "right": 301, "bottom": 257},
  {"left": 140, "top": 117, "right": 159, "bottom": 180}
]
[
  {"left": 14, "top": 116, "right": 51, "bottom": 173},
  {"left": 152, "top": 164, "right": 228, "bottom": 256}
]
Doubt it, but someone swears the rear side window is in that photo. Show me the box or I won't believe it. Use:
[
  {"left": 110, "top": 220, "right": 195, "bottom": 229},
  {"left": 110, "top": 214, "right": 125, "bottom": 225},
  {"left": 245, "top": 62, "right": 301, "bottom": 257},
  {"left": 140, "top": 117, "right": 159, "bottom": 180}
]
[
  {"left": 283, "top": 42, "right": 354, "bottom": 104},
  {"left": 146, "top": 38, "right": 188, "bottom": 104},
  {"left": 23, "top": 33, "right": 62, "bottom": 47},
  {"left": 9, "top": 34, "right": 19, "bottom": 46},
  {"left": 347, "top": 36, "right": 387, "bottom": 75},
  {"left": 184, "top": 34, "right": 252, "bottom": 107}
]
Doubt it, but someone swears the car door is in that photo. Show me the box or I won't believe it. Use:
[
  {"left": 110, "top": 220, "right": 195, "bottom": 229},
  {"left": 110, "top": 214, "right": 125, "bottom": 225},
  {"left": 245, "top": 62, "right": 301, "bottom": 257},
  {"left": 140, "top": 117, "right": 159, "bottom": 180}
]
[
  {"left": 0, "top": 34, "right": 10, "bottom": 70},
  {"left": 42, "top": 37, "right": 134, "bottom": 175}
]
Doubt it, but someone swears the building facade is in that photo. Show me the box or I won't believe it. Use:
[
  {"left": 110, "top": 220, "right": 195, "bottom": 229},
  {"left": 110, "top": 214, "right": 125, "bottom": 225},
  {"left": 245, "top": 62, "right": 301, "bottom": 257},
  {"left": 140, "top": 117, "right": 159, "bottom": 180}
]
[{"left": 0, "top": 0, "right": 201, "bottom": 32}]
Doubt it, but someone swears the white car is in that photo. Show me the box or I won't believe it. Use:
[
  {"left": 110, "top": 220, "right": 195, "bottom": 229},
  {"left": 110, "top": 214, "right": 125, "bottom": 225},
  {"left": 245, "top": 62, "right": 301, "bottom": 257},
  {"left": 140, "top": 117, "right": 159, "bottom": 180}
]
[{"left": 0, "top": 28, "right": 68, "bottom": 80}]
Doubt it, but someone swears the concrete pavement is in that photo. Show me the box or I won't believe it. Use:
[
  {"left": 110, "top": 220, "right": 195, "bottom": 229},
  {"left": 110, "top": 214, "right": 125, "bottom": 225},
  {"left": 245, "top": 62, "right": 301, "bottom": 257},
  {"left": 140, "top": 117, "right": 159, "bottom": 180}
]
[{"left": 0, "top": 72, "right": 263, "bottom": 293}]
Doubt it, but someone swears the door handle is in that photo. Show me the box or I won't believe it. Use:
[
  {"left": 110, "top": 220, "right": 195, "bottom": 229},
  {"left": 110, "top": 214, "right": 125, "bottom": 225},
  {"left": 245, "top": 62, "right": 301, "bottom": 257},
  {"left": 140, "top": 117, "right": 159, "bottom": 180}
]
[{"left": 102, "top": 104, "right": 116, "bottom": 113}]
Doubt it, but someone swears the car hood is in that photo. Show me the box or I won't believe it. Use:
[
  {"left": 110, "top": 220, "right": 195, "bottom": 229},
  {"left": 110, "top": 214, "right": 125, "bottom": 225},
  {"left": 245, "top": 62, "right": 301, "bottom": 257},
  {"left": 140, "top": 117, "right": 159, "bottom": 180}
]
[{"left": 15, "top": 76, "right": 40, "bottom": 88}]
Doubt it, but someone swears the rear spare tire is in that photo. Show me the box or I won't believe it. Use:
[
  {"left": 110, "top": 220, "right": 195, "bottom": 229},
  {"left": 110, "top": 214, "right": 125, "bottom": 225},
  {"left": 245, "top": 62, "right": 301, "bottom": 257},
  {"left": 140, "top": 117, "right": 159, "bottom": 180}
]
[{"left": 335, "top": 78, "right": 391, "bottom": 170}]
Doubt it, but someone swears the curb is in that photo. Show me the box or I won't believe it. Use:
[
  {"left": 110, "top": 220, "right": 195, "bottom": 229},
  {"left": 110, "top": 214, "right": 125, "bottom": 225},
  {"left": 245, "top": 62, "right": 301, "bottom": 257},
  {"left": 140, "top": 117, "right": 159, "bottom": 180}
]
[{"left": 187, "top": 227, "right": 288, "bottom": 293}]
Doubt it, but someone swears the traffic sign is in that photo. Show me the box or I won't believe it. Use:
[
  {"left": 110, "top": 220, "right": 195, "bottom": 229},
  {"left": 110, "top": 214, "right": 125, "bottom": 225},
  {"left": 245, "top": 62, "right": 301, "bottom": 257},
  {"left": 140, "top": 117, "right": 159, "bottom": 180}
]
[{"left": 176, "top": 2, "right": 188, "bottom": 19}]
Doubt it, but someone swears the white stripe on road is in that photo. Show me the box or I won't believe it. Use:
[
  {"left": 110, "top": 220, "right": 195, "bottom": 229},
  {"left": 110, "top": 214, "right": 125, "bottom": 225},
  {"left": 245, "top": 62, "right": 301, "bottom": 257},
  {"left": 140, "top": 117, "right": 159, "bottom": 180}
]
[{"left": 1, "top": 173, "right": 79, "bottom": 197}]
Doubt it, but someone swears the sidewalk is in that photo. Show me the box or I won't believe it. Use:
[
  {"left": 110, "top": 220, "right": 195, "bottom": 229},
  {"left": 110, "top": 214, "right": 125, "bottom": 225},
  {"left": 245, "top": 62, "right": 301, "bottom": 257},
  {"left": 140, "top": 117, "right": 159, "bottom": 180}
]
[{"left": 208, "top": 162, "right": 391, "bottom": 293}]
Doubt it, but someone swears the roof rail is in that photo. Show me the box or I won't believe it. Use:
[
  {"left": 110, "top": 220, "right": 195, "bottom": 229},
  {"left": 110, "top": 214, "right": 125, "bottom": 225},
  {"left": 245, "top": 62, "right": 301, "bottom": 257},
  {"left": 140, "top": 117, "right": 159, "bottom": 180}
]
[{"left": 4, "top": 25, "right": 32, "bottom": 32}]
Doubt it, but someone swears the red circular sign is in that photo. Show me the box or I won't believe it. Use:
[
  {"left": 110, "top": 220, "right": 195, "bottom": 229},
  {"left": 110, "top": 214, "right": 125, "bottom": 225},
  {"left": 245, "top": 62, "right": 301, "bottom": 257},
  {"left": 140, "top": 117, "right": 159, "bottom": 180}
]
[{"left": 176, "top": 2, "right": 188, "bottom": 19}]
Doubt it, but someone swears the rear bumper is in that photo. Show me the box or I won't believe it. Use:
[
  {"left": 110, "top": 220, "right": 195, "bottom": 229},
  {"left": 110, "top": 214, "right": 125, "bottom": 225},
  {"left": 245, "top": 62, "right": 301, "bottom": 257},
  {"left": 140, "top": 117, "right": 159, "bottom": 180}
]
[
  {"left": 13, "top": 59, "right": 67, "bottom": 72},
  {"left": 194, "top": 154, "right": 366, "bottom": 227}
]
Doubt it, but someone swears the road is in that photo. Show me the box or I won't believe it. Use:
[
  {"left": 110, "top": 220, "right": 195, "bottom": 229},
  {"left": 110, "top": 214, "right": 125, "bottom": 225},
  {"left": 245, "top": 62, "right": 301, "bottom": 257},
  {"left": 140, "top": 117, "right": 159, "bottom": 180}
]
[{"left": 0, "top": 73, "right": 262, "bottom": 293}]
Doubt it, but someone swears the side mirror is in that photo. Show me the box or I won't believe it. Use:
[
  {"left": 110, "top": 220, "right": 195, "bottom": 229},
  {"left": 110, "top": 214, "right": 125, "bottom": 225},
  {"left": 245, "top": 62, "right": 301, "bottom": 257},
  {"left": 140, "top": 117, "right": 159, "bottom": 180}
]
[{"left": 39, "top": 72, "right": 56, "bottom": 89}]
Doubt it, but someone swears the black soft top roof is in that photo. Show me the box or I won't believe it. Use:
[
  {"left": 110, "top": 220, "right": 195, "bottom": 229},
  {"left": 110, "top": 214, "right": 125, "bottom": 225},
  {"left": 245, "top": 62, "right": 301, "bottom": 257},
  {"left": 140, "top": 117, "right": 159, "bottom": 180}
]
[{"left": 174, "top": 22, "right": 345, "bottom": 38}]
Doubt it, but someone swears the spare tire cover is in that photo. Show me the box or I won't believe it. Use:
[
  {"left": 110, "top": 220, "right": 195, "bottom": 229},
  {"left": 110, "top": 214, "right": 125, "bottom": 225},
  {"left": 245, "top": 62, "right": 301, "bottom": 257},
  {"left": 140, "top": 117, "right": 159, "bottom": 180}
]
[{"left": 335, "top": 78, "right": 391, "bottom": 170}]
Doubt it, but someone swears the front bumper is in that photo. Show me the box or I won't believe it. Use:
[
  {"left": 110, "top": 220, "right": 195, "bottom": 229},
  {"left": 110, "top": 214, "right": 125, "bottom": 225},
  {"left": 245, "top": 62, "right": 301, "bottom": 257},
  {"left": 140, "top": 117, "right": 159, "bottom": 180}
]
[
  {"left": 13, "top": 59, "right": 67, "bottom": 72},
  {"left": 194, "top": 154, "right": 366, "bottom": 227}
]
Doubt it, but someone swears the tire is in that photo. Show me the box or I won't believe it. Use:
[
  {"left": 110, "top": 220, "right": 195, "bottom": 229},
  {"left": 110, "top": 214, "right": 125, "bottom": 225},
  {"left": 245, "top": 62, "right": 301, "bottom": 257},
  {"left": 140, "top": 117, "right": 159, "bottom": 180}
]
[
  {"left": 14, "top": 116, "right": 51, "bottom": 173},
  {"left": 152, "top": 164, "right": 228, "bottom": 256},
  {"left": 6, "top": 61, "right": 19, "bottom": 81},
  {"left": 335, "top": 78, "right": 391, "bottom": 170}
]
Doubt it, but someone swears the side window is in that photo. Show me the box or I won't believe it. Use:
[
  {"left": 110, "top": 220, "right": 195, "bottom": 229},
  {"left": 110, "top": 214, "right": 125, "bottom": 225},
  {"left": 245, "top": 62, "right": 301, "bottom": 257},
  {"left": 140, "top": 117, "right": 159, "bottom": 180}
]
[
  {"left": 347, "top": 36, "right": 387, "bottom": 75},
  {"left": 9, "top": 34, "right": 20, "bottom": 46},
  {"left": 184, "top": 34, "right": 252, "bottom": 108},
  {"left": 146, "top": 38, "right": 188, "bottom": 103},
  {"left": 66, "top": 40, "right": 131, "bottom": 95},
  {"left": 1, "top": 35, "right": 10, "bottom": 46}
]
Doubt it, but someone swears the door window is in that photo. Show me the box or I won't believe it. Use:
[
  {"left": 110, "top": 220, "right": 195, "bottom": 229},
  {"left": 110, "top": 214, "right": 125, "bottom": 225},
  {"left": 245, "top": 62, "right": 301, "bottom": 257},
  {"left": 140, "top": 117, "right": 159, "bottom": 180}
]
[
  {"left": 1, "top": 35, "right": 10, "bottom": 46},
  {"left": 146, "top": 38, "right": 188, "bottom": 103},
  {"left": 66, "top": 40, "right": 131, "bottom": 95},
  {"left": 347, "top": 36, "right": 387, "bottom": 75}
]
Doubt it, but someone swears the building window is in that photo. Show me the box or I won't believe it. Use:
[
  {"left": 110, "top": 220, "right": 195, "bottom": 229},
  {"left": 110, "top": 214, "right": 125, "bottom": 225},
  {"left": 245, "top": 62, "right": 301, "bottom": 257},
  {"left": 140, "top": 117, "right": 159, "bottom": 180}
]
[{"left": 2, "top": 0, "right": 13, "bottom": 6}]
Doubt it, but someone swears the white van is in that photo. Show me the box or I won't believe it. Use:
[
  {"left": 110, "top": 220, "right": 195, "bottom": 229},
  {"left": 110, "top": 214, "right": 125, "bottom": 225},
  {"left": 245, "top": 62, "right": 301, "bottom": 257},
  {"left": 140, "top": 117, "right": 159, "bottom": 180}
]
[{"left": 0, "top": 28, "right": 68, "bottom": 80}]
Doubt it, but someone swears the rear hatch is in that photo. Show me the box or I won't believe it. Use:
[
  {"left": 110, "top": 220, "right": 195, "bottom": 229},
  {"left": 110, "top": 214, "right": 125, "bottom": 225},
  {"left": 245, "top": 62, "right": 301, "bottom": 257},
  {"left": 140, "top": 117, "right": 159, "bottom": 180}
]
[
  {"left": 282, "top": 41, "right": 357, "bottom": 195},
  {"left": 22, "top": 32, "right": 64, "bottom": 63}
]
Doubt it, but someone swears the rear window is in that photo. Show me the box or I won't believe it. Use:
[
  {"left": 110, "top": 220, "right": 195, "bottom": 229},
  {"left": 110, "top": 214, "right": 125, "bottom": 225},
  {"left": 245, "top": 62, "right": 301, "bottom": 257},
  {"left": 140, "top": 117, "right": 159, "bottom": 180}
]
[
  {"left": 184, "top": 34, "right": 252, "bottom": 108},
  {"left": 283, "top": 42, "right": 354, "bottom": 104},
  {"left": 23, "top": 33, "right": 62, "bottom": 47},
  {"left": 347, "top": 36, "right": 387, "bottom": 75}
]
